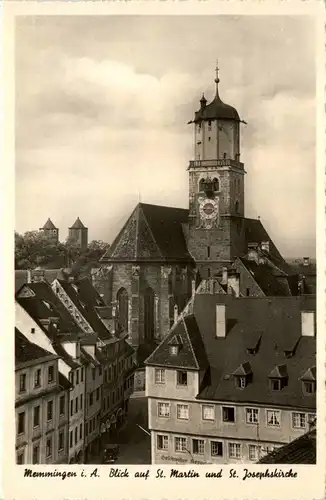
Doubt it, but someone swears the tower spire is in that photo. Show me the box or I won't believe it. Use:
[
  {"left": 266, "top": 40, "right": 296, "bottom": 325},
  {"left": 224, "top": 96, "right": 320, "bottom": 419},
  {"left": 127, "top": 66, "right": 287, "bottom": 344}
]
[{"left": 214, "top": 60, "right": 220, "bottom": 96}]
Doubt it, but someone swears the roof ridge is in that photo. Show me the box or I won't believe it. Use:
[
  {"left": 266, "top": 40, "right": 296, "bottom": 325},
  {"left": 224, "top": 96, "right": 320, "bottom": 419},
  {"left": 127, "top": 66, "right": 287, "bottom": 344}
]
[{"left": 182, "top": 315, "right": 200, "bottom": 370}]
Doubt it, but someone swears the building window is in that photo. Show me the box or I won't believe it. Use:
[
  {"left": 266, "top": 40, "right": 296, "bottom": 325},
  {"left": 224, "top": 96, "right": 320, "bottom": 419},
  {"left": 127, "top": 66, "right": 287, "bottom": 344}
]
[
  {"left": 85, "top": 422, "right": 88, "bottom": 437},
  {"left": 303, "top": 381, "right": 316, "bottom": 394},
  {"left": 69, "top": 371, "right": 74, "bottom": 386},
  {"left": 70, "top": 431, "right": 73, "bottom": 448},
  {"left": 176, "top": 370, "right": 187, "bottom": 386},
  {"left": 76, "top": 369, "right": 79, "bottom": 385},
  {"left": 170, "top": 345, "right": 179, "bottom": 356},
  {"left": 175, "top": 437, "right": 187, "bottom": 453},
  {"left": 117, "top": 287, "right": 129, "bottom": 332},
  {"left": 177, "top": 404, "right": 189, "bottom": 420},
  {"left": 47, "top": 400, "right": 53, "bottom": 421},
  {"left": 222, "top": 406, "right": 235, "bottom": 423},
  {"left": 17, "top": 451, "right": 24, "bottom": 464},
  {"left": 107, "top": 395, "right": 110, "bottom": 409},
  {"left": 32, "top": 444, "right": 39, "bottom": 464},
  {"left": 48, "top": 365, "right": 54, "bottom": 384},
  {"left": 19, "top": 374, "right": 26, "bottom": 393},
  {"left": 246, "top": 288, "right": 250, "bottom": 296},
  {"left": 207, "top": 267, "right": 211, "bottom": 278},
  {"left": 75, "top": 397, "right": 78, "bottom": 413},
  {"left": 246, "top": 408, "right": 259, "bottom": 424},
  {"left": 157, "top": 435, "right": 169, "bottom": 450},
  {"left": 70, "top": 400, "right": 73, "bottom": 416},
  {"left": 235, "top": 376, "right": 247, "bottom": 389},
  {"left": 211, "top": 441, "right": 223, "bottom": 457},
  {"left": 292, "top": 412, "right": 306, "bottom": 429},
  {"left": 157, "top": 402, "right": 170, "bottom": 418},
  {"left": 213, "top": 178, "right": 219, "bottom": 191},
  {"left": 81, "top": 367, "right": 84, "bottom": 382},
  {"left": 75, "top": 427, "right": 78, "bottom": 443},
  {"left": 192, "top": 439, "right": 204, "bottom": 455},
  {"left": 144, "top": 287, "right": 155, "bottom": 341},
  {"left": 208, "top": 121, "right": 212, "bottom": 131},
  {"left": 58, "top": 430, "right": 64, "bottom": 452},
  {"left": 266, "top": 410, "right": 280, "bottom": 427},
  {"left": 228, "top": 443, "right": 241, "bottom": 459},
  {"left": 46, "top": 437, "right": 52, "bottom": 458},
  {"left": 31, "top": 328, "right": 35, "bottom": 334},
  {"left": 34, "top": 369, "right": 41, "bottom": 388},
  {"left": 33, "top": 406, "right": 40, "bottom": 427},
  {"left": 80, "top": 423, "right": 83, "bottom": 440},
  {"left": 202, "top": 405, "right": 215, "bottom": 421},
  {"left": 248, "top": 444, "right": 259, "bottom": 461},
  {"left": 17, "top": 412, "right": 25, "bottom": 435},
  {"left": 270, "top": 378, "right": 282, "bottom": 391},
  {"left": 59, "top": 396, "right": 65, "bottom": 416},
  {"left": 155, "top": 369, "right": 165, "bottom": 385},
  {"left": 92, "top": 368, "right": 96, "bottom": 381},
  {"left": 207, "top": 246, "right": 211, "bottom": 258},
  {"left": 89, "top": 392, "right": 93, "bottom": 406},
  {"left": 99, "top": 366, "right": 102, "bottom": 376}
]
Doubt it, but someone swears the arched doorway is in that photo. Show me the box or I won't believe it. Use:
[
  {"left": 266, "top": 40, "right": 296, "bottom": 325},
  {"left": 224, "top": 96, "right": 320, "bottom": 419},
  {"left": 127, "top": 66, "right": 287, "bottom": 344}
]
[
  {"left": 117, "top": 287, "right": 129, "bottom": 331},
  {"left": 144, "top": 287, "right": 155, "bottom": 341}
]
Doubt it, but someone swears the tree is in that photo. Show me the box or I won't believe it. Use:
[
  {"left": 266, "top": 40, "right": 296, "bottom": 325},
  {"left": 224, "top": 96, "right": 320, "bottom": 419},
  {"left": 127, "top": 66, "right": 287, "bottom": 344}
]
[{"left": 15, "top": 231, "right": 110, "bottom": 271}]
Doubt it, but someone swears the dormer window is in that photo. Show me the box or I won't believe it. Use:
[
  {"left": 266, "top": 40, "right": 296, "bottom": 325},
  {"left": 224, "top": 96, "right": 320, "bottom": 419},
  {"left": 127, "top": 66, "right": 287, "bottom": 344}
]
[
  {"left": 169, "top": 345, "right": 179, "bottom": 356},
  {"left": 269, "top": 364, "right": 288, "bottom": 391},
  {"left": 232, "top": 362, "right": 252, "bottom": 389},
  {"left": 168, "top": 333, "right": 183, "bottom": 356},
  {"left": 300, "top": 367, "right": 316, "bottom": 395},
  {"left": 236, "top": 376, "right": 246, "bottom": 389}
]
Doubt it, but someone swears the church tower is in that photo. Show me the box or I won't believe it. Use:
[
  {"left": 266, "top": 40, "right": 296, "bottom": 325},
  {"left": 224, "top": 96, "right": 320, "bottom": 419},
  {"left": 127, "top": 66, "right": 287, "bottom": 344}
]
[
  {"left": 39, "top": 218, "right": 59, "bottom": 243},
  {"left": 187, "top": 65, "right": 247, "bottom": 278},
  {"left": 68, "top": 217, "right": 88, "bottom": 251}
]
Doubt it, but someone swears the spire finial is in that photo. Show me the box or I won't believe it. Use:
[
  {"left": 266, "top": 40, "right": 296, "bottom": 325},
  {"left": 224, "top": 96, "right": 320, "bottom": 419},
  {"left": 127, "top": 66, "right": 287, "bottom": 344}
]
[{"left": 215, "top": 60, "right": 220, "bottom": 94}]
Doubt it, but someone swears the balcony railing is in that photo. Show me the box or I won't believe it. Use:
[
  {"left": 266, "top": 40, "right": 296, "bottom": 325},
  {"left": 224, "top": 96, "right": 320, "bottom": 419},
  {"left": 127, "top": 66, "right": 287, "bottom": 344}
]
[{"left": 189, "top": 159, "right": 244, "bottom": 169}]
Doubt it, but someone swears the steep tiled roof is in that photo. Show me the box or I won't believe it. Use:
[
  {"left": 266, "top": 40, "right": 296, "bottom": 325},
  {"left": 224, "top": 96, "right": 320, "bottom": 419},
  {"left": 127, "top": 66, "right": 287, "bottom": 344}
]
[
  {"left": 16, "top": 282, "right": 82, "bottom": 369},
  {"left": 244, "top": 219, "right": 292, "bottom": 274},
  {"left": 193, "top": 294, "right": 316, "bottom": 408},
  {"left": 69, "top": 217, "right": 86, "bottom": 229},
  {"left": 258, "top": 429, "right": 316, "bottom": 464},
  {"left": 145, "top": 315, "right": 209, "bottom": 371},
  {"left": 236, "top": 257, "right": 293, "bottom": 296},
  {"left": 56, "top": 278, "right": 113, "bottom": 341},
  {"left": 15, "top": 328, "right": 54, "bottom": 365},
  {"left": 15, "top": 269, "right": 66, "bottom": 293},
  {"left": 40, "top": 218, "right": 57, "bottom": 230},
  {"left": 101, "top": 203, "right": 193, "bottom": 263},
  {"left": 148, "top": 293, "right": 316, "bottom": 409}
]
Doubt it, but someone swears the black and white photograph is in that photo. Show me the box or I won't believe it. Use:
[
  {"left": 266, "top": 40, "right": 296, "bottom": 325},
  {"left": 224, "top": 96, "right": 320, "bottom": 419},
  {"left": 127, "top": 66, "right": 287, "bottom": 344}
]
[{"left": 9, "top": 10, "right": 321, "bottom": 478}]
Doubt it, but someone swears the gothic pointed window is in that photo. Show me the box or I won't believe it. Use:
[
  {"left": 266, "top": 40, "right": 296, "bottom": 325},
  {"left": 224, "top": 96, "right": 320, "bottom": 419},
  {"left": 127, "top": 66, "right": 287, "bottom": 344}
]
[
  {"left": 199, "top": 179, "right": 205, "bottom": 192},
  {"left": 144, "top": 287, "right": 155, "bottom": 341},
  {"left": 213, "top": 178, "right": 219, "bottom": 191},
  {"left": 117, "top": 287, "right": 129, "bottom": 331}
]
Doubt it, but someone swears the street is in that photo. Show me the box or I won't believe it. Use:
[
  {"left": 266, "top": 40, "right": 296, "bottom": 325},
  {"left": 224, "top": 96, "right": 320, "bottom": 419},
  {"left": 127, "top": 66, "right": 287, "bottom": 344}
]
[{"left": 89, "top": 395, "right": 151, "bottom": 465}]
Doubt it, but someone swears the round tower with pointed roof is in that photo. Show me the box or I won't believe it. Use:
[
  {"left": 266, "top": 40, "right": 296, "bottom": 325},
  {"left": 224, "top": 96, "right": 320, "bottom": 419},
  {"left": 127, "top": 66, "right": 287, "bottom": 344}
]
[
  {"left": 187, "top": 64, "right": 247, "bottom": 276},
  {"left": 39, "top": 218, "right": 59, "bottom": 242},
  {"left": 68, "top": 217, "right": 88, "bottom": 251}
]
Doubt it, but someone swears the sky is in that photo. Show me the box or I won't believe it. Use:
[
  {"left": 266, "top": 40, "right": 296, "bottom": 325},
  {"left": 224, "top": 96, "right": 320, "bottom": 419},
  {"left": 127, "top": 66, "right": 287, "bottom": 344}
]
[{"left": 15, "top": 15, "right": 316, "bottom": 258}]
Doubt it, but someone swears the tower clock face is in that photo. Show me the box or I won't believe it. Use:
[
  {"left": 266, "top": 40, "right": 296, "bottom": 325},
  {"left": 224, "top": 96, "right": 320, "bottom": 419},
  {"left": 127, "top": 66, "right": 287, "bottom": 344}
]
[{"left": 199, "top": 198, "right": 219, "bottom": 220}]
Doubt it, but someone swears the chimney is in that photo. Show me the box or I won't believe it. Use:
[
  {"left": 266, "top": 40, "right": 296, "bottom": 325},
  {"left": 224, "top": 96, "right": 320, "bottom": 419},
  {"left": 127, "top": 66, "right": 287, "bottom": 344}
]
[
  {"left": 174, "top": 304, "right": 179, "bottom": 323},
  {"left": 27, "top": 270, "right": 32, "bottom": 283},
  {"left": 261, "top": 241, "right": 270, "bottom": 253},
  {"left": 301, "top": 311, "right": 315, "bottom": 337},
  {"left": 221, "top": 267, "right": 228, "bottom": 285},
  {"left": 303, "top": 257, "right": 310, "bottom": 267},
  {"left": 216, "top": 304, "right": 226, "bottom": 338}
]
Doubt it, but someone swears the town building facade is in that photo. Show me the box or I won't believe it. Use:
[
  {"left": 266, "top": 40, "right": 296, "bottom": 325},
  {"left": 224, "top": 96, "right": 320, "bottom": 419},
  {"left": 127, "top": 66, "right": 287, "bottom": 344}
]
[
  {"left": 145, "top": 293, "right": 316, "bottom": 464},
  {"left": 15, "top": 329, "right": 70, "bottom": 464}
]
